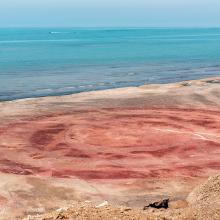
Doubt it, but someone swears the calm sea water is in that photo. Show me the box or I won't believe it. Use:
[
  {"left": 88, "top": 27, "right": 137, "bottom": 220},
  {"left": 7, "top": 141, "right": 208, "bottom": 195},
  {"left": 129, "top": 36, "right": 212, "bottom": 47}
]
[{"left": 0, "top": 28, "right": 220, "bottom": 101}]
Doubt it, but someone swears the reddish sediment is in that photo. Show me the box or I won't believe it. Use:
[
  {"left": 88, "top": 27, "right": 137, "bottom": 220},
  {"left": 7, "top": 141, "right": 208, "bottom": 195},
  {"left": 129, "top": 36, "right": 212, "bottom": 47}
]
[
  {"left": 0, "top": 77, "right": 220, "bottom": 218},
  {"left": 0, "top": 106, "right": 220, "bottom": 181}
]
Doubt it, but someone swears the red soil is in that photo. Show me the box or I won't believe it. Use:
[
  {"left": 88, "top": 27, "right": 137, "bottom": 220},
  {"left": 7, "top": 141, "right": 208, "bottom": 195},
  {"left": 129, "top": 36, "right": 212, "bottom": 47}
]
[{"left": 0, "top": 107, "right": 220, "bottom": 182}]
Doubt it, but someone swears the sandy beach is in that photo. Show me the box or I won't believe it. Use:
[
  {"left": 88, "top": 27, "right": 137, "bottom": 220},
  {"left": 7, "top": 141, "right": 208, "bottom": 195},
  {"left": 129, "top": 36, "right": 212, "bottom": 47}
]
[{"left": 0, "top": 77, "right": 220, "bottom": 219}]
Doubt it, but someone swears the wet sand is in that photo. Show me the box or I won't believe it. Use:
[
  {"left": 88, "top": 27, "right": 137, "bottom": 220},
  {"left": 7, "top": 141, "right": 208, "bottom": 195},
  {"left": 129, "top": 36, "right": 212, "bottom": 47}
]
[{"left": 0, "top": 77, "right": 220, "bottom": 219}]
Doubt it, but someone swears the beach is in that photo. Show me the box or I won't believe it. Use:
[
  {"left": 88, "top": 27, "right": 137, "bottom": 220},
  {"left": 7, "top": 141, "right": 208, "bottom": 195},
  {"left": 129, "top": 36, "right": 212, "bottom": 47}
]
[{"left": 0, "top": 77, "right": 220, "bottom": 219}]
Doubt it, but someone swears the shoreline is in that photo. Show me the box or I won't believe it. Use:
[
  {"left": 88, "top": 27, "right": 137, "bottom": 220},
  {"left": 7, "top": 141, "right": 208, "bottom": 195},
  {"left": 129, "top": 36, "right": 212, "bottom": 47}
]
[{"left": 1, "top": 75, "right": 220, "bottom": 104}]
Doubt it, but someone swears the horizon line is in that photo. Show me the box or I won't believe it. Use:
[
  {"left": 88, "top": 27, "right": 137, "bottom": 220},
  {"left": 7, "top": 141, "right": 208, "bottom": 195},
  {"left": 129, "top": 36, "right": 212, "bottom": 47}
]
[{"left": 1, "top": 25, "right": 220, "bottom": 29}]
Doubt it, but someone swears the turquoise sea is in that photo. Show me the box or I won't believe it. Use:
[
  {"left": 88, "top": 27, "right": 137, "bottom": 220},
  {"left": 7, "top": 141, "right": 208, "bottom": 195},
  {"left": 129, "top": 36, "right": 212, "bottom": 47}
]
[{"left": 0, "top": 28, "right": 220, "bottom": 101}]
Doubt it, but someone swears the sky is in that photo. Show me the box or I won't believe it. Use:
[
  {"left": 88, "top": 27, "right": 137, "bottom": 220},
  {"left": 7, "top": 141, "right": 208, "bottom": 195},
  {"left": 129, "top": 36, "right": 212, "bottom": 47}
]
[{"left": 0, "top": 0, "right": 220, "bottom": 27}]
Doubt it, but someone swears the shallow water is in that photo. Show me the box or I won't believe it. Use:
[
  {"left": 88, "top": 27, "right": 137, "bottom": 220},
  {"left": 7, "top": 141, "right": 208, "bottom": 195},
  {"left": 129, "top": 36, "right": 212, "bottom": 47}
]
[{"left": 0, "top": 27, "right": 220, "bottom": 101}]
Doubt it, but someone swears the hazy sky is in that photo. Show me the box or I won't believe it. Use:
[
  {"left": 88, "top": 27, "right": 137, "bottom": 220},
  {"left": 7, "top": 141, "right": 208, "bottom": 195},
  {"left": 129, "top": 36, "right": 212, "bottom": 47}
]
[{"left": 1, "top": 0, "right": 220, "bottom": 27}]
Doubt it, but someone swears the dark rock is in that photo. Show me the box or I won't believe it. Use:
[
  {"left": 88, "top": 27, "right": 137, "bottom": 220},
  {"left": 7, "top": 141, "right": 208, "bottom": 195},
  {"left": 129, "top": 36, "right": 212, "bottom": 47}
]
[
  {"left": 143, "top": 199, "right": 169, "bottom": 210},
  {"left": 206, "top": 79, "right": 220, "bottom": 84},
  {"left": 181, "top": 82, "right": 191, "bottom": 86}
]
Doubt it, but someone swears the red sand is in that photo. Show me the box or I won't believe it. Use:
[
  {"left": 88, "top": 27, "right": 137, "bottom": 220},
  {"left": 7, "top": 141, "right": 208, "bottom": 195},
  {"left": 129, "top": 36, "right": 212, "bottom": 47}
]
[{"left": 1, "top": 107, "right": 220, "bottom": 180}]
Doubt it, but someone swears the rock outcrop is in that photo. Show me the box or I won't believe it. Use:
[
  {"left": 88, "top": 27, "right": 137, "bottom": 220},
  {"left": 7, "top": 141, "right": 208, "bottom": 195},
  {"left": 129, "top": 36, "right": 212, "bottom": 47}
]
[{"left": 23, "top": 174, "right": 220, "bottom": 220}]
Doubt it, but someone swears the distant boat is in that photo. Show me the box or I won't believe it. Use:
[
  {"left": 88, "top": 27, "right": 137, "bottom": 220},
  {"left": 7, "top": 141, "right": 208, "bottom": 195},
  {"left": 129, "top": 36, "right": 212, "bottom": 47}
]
[{"left": 49, "top": 31, "right": 69, "bottom": 34}]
